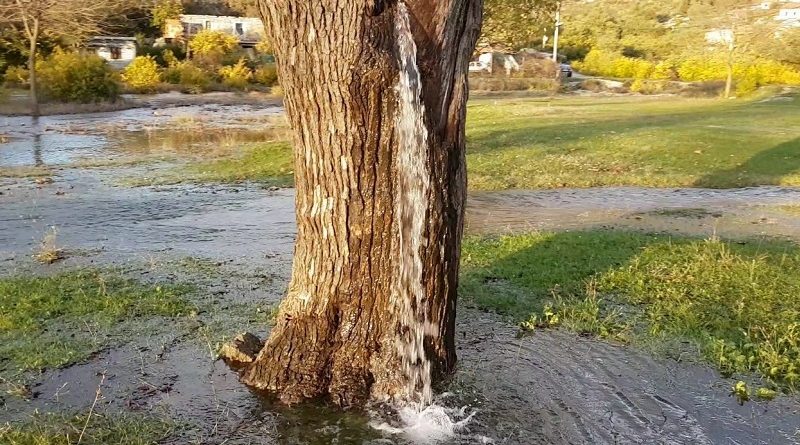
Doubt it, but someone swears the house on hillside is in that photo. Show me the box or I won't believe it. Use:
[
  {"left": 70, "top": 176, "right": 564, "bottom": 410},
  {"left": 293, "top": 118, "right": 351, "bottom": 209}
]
[
  {"left": 163, "top": 14, "right": 266, "bottom": 48},
  {"left": 471, "top": 45, "right": 521, "bottom": 75},
  {"left": 87, "top": 37, "right": 137, "bottom": 69},
  {"left": 758, "top": 1, "right": 800, "bottom": 27},
  {"left": 705, "top": 28, "right": 734, "bottom": 44},
  {"left": 776, "top": 4, "right": 800, "bottom": 27}
]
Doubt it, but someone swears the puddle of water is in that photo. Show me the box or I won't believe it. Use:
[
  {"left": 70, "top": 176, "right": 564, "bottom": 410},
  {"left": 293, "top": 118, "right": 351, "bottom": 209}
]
[
  {"left": 0, "top": 104, "right": 285, "bottom": 168},
  {"left": 6, "top": 308, "right": 798, "bottom": 444}
]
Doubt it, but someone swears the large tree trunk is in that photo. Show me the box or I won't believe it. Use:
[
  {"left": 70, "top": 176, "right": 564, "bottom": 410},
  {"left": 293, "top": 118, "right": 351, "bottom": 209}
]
[{"left": 241, "top": 0, "right": 482, "bottom": 407}]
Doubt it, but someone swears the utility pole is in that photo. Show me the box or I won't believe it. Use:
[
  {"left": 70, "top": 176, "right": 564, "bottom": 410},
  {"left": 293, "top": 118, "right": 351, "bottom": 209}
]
[{"left": 552, "top": 1, "right": 561, "bottom": 63}]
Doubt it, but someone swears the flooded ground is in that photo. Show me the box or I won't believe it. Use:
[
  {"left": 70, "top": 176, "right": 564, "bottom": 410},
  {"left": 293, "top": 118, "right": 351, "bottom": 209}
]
[
  {"left": 1, "top": 106, "right": 800, "bottom": 444},
  {"left": 467, "top": 187, "right": 800, "bottom": 242}
]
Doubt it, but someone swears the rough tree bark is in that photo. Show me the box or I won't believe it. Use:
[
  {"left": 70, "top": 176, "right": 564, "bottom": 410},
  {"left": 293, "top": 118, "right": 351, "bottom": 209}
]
[{"left": 241, "top": 0, "right": 483, "bottom": 407}]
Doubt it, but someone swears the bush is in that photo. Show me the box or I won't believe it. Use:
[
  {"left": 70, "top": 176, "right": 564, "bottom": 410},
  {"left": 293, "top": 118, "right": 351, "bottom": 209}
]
[
  {"left": 38, "top": 50, "right": 118, "bottom": 103},
  {"left": 189, "top": 30, "right": 239, "bottom": 65},
  {"left": 252, "top": 64, "right": 279, "bottom": 86},
  {"left": 255, "top": 38, "right": 274, "bottom": 55},
  {"left": 676, "top": 57, "right": 728, "bottom": 82},
  {"left": 138, "top": 44, "right": 186, "bottom": 67},
  {"left": 651, "top": 60, "right": 677, "bottom": 80},
  {"left": 164, "top": 61, "right": 211, "bottom": 93},
  {"left": 122, "top": 56, "right": 161, "bottom": 93},
  {"left": 678, "top": 81, "right": 725, "bottom": 98},
  {"left": 630, "top": 79, "right": 668, "bottom": 95},
  {"left": 576, "top": 49, "right": 800, "bottom": 93},
  {"left": 470, "top": 76, "right": 559, "bottom": 92},
  {"left": 735, "top": 77, "right": 759, "bottom": 97},
  {"left": 3, "top": 65, "right": 29, "bottom": 88},
  {"left": 218, "top": 59, "right": 251, "bottom": 90},
  {"left": 515, "top": 58, "right": 558, "bottom": 78}
]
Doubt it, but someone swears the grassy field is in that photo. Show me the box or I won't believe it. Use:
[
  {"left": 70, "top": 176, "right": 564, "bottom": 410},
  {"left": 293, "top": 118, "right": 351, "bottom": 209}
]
[
  {"left": 466, "top": 93, "right": 800, "bottom": 189},
  {"left": 0, "top": 270, "right": 192, "bottom": 374},
  {"left": 145, "top": 92, "right": 800, "bottom": 190},
  {"left": 460, "top": 231, "right": 800, "bottom": 391}
]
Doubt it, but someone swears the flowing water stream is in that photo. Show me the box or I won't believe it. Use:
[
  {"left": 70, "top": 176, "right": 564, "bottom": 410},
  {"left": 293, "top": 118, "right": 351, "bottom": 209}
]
[
  {"left": 392, "top": 1, "right": 434, "bottom": 407},
  {"left": 375, "top": 4, "right": 483, "bottom": 443}
]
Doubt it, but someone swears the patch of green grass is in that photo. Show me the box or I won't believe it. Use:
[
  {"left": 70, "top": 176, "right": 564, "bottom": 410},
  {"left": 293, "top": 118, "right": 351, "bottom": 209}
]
[
  {"left": 133, "top": 141, "right": 294, "bottom": 187},
  {"left": 185, "top": 141, "right": 292, "bottom": 185},
  {"left": 0, "top": 270, "right": 192, "bottom": 373},
  {"left": 0, "top": 166, "right": 52, "bottom": 179},
  {"left": 465, "top": 94, "right": 800, "bottom": 189},
  {"left": 461, "top": 231, "right": 800, "bottom": 389},
  {"left": 0, "top": 412, "right": 173, "bottom": 445}
]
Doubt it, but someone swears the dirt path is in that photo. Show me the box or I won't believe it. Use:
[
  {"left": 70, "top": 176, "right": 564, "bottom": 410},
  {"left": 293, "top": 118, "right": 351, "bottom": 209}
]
[{"left": 467, "top": 187, "right": 800, "bottom": 242}]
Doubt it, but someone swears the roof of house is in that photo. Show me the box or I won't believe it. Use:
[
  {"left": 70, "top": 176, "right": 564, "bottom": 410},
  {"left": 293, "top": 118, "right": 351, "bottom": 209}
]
[{"left": 87, "top": 36, "right": 137, "bottom": 46}]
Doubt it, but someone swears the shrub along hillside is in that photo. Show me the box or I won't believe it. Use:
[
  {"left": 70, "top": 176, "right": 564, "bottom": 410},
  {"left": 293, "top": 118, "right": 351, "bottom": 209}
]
[
  {"left": 2, "top": 30, "right": 281, "bottom": 103},
  {"left": 550, "top": 0, "right": 800, "bottom": 94},
  {"left": 574, "top": 49, "right": 800, "bottom": 95}
]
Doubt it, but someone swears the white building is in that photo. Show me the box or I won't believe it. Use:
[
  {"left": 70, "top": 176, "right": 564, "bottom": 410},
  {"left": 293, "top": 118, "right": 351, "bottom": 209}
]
[
  {"left": 705, "top": 28, "right": 734, "bottom": 44},
  {"left": 87, "top": 37, "right": 137, "bottom": 69},
  {"left": 165, "top": 14, "right": 266, "bottom": 47},
  {"left": 777, "top": 6, "right": 800, "bottom": 20}
]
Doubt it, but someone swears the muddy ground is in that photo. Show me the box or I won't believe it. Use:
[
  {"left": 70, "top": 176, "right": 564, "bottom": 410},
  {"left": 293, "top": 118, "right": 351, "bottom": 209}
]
[{"left": 1, "top": 105, "right": 799, "bottom": 444}]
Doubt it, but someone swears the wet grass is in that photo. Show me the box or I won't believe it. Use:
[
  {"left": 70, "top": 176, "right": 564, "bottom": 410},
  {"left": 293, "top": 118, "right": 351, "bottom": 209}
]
[
  {"left": 142, "top": 93, "right": 799, "bottom": 190},
  {"left": 0, "top": 166, "right": 52, "bottom": 179},
  {"left": 466, "top": 93, "right": 800, "bottom": 190},
  {"left": 0, "top": 270, "right": 192, "bottom": 374},
  {"left": 125, "top": 141, "right": 293, "bottom": 187},
  {"left": 183, "top": 141, "right": 293, "bottom": 185},
  {"left": 0, "top": 412, "right": 173, "bottom": 445},
  {"left": 460, "top": 231, "right": 800, "bottom": 390}
]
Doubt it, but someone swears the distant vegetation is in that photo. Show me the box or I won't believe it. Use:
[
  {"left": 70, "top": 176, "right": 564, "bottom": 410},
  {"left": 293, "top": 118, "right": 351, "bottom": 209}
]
[
  {"left": 482, "top": 0, "right": 800, "bottom": 96},
  {"left": 2, "top": 29, "right": 280, "bottom": 102}
]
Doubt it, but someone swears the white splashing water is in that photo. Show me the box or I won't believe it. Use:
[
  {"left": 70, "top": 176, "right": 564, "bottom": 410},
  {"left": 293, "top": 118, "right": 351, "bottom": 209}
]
[
  {"left": 375, "top": 4, "right": 489, "bottom": 444},
  {"left": 371, "top": 395, "right": 484, "bottom": 444}
]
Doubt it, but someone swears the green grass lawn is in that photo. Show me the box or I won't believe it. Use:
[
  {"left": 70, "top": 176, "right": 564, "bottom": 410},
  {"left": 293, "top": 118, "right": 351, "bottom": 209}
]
[
  {"left": 460, "top": 231, "right": 800, "bottom": 390},
  {"left": 149, "top": 92, "right": 800, "bottom": 190},
  {"left": 0, "top": 270, "right": 192, "bottom": 374},
  {"left": 466, "top": 94, "right": 800, "bottom": 189}
]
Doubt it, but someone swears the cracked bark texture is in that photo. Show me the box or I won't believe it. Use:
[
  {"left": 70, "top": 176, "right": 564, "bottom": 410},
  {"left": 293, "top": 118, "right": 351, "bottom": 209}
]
[{"left": 242, "top": 0, "right": 483, "bottom": 407}]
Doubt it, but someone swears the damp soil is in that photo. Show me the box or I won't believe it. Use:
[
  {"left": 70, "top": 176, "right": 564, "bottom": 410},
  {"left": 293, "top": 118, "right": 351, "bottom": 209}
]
[{"left": 2, "top": 108, "right": 800, "bottom": 444}]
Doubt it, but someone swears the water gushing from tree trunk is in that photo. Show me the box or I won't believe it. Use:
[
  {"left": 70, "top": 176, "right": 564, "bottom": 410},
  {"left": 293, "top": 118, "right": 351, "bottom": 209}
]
[
  {"left": 392, "top": 1, "right": 433, "bottom": 407},
  {"left": 372, "top": 4, "right": 484, "bottom": 442}
]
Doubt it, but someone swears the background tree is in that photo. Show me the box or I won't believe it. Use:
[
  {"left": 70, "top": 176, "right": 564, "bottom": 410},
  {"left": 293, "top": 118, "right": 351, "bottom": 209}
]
[
  {"left": 240, "top": 0, "right": 483, "bottom": 407},
  {"left": 151, "top": 0, "right": 184, "bottom": 30},
  {"left": 481, "top": 0, "right": 557, "bottom": 50},
  {"left": 0, "top": 0, "right": 122, "bottom": 115}
]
